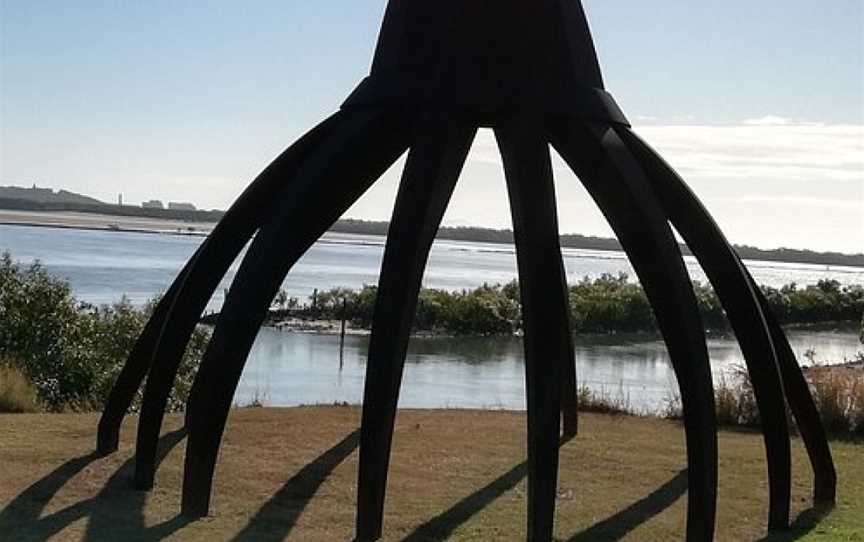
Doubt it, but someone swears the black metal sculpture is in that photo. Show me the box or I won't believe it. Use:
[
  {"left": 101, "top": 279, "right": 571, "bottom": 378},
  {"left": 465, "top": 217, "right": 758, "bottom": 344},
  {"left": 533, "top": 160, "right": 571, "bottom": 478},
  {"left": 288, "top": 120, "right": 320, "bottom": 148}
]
[{"left": 95, "top": 1, "right": 836, "bottom": 540}]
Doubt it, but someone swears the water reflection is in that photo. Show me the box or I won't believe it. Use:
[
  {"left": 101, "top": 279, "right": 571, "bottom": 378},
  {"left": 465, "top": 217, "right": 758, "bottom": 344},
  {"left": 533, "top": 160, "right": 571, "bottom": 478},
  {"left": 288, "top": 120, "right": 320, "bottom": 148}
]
[{"left": 238, "top": 325, "right": 862, "bottom": 413}]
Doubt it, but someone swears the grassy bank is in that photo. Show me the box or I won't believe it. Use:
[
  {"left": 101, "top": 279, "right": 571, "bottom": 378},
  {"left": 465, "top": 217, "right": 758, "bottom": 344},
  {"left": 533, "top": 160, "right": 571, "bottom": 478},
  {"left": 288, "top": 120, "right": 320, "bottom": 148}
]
[{"left": 1, "top": 407, "right": 861, "bottom": 541}]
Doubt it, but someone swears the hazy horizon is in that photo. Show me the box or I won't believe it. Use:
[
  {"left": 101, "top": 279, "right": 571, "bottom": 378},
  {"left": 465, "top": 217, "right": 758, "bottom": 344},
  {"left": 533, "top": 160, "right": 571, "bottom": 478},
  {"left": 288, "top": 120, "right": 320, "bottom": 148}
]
[
  {"left": 2, "top": 1, "right": 862, "bottom": 253},
  {"left": 3, "top": 179, "right": 864, "bottom": 257}
]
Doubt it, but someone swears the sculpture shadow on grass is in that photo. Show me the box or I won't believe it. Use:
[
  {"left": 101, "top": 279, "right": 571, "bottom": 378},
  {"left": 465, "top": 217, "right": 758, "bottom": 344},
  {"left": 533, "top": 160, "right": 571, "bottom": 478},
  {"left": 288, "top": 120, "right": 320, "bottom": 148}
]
[
  {"left": 565, "top": 469, "right": 687, "bottom": 542},
  {"left": 2, "top": 426, "right": 359, "bottom": 542},
  {"left": 401, "top": 460, "right": 528, "bottom": 542},
  {"left": 403, "top": 468, "right": 687, "bottom": 542},
  {"left": 402, "top": 437, "right": 687, "bottom": 542},
  {"left": 231, "top": 429, "right": 360, "bottom": 542},
  {"left": 755, "top": 506, "right": 834, "bottom": 542},
  {"left": 2, "top": 423, "right": 834, "bottom": 541},
  {"left": 0, "top": 427, "right": 188, "bottom": 542},
  {"left": 403, "top": 460, "right": 832, "bottom": 542}
]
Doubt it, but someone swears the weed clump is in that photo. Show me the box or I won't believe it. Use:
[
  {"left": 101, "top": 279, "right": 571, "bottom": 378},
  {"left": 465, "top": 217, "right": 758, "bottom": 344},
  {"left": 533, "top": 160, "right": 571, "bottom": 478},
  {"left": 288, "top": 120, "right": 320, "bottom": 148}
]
[{"left": 0, "top": 361, "right": 39, "bottom": 413}]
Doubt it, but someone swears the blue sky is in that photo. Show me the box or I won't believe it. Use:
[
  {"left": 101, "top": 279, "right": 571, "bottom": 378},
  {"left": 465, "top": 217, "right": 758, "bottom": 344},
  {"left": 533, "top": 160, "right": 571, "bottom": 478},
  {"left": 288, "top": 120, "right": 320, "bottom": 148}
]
[{"left": 1, "top": 0, "right": 862, "bottom": 252}]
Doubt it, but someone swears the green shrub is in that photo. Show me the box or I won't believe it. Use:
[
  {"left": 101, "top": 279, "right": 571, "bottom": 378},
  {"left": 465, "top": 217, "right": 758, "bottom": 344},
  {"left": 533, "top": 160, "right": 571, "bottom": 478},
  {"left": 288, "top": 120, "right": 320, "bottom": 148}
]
[
  {"left": 311, "top": 282, "right": 520, "bottom": 335},
  {"left": 1, "top": 252, "right": 84, "bottom": 409},
  {"left": 0, "top": 361, "right": 40, "bottom": 413},
  {"left": 0, "top": 252, "right": 209, "bottom": 412},
  {"left": 444, "top": 284, "right": 520, "bottom": 335},
  {"left": 569, "top": 273, "right": 654, "bottom": 333},
  {"left": 759, "top": 280, "right": 864, "bottom": 325},
  {"left": 415, "top": 289, "right": 454, "bottom": 331},
  {"left": 277, "top": 273, "right": 862, "bottom": 336}
]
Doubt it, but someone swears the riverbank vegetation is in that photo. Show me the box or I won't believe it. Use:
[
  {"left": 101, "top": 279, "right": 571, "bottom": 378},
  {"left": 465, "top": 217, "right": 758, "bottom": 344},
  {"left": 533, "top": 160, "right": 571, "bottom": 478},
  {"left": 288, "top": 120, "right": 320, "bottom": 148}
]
[
  {"left": 266, "top": 274, "right": 864, "bottom": 336},
  {"left": 662, "top": 358, "right": 864, "bottom": 438},
  {"left": 0, "top": 253, "right": 209, "bottom": 413},
  {"left": 1, "top": 407, "right": 861, "bottom": 540},
  {"left": 2, "top": 250, "right": 861, "bottom": 438}
]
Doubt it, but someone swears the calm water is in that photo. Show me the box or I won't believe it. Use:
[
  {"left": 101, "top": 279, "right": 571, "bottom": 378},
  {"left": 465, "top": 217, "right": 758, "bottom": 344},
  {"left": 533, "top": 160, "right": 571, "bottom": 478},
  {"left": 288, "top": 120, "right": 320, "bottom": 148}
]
[
  {"left": 2, "top": 224, "right": 862, "bottom": 412},
  {"left": 241, "top": 326, "right": 861, "bottom": 413},
  {"left": 3, "top": 224, "right": 862, "bottom": 309}
]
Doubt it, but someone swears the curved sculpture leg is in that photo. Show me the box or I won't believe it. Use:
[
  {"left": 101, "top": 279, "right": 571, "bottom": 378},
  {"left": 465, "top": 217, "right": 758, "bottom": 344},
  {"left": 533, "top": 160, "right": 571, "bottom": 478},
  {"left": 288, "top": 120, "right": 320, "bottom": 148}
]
[
  {"left": 96, "top": 251, "right": 196, "bottom": 455},
  {"left": 355, "top": 115, "right": 477, "bottom": 541},
  {"left": 550, "top": 120, "right": 717, "bottom": 541},
  {"left": 98, "top": 112, "right": 346, "bottom": 460},
  {"left": 749, "top": 273, "right": 838, "bottom": 504},
  {"left": 618, "top": 128, "right": 793, "bottom": 528},
  {"left": 181, "top": 110, "right": 414, "bottom": 518},
  {"left": 559, "top": 280, "right": 579, "bottom": 440},
  {"left": 496, "top": 117, "right": 574, "bottom": 541},
  {"left": 131, "top": 112, "right": 349, "bottom": 489}
]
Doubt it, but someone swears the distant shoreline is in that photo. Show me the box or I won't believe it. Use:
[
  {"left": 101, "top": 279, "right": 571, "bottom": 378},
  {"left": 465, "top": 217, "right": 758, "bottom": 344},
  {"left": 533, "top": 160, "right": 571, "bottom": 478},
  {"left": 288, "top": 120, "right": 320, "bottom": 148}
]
[
  {"left": 0, "top": 209, "right": 214, "bottom": 237},
  {"left": 0, "top": 220, "right": 209, "bottom": 237},
  {"left": 2, "top": 207, "right": 863, "bottom": 269}
]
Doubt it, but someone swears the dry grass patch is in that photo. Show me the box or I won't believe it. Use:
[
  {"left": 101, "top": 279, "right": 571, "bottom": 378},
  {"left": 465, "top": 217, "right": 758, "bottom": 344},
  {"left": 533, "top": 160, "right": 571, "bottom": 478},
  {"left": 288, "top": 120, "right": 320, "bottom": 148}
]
[
  {"left": 0, "top": 407, "right": 861, "bottom": 541},
  {"left": 0, "top": 363, "right": 39, "bottom": 413}
]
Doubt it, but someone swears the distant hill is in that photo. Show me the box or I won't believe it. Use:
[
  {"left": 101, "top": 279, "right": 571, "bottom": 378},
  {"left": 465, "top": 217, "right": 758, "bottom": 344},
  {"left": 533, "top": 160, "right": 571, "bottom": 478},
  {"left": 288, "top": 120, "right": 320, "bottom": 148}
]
[
  {"left": 0, "top": 185, "right": 105, "bottom": 206},
  {"left": 0, "top": 183, "right": 223, "bottom": 221},
  {"left": 332, "top": 219, "right": 622, "bottom": 252},
  {"left": 332, "top": 219, "right": 864, "bottom": 268},
  {"left": 0, "top": 197, "right": 224, "bottom": 223},
  {"left": 1, "top": 186, "right": 862, "bottom": 268}
]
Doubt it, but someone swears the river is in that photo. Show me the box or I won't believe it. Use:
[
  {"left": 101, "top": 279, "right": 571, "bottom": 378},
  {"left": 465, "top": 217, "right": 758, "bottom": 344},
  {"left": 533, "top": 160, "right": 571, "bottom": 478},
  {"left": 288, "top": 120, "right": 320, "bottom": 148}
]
[{"left": 2, "top": 223, "right": 861, "bottom": 412}]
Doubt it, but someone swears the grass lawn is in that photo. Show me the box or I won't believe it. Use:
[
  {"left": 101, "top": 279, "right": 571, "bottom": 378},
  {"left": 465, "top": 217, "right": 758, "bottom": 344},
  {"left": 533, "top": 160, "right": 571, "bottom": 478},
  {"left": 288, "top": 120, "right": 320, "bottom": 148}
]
[{"left": 0, "top": 406, "right": 861, "bottom": 541}]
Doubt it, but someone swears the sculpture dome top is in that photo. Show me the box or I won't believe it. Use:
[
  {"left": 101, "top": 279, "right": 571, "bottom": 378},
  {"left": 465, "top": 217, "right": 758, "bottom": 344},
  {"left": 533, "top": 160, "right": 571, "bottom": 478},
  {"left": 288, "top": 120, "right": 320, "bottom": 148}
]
[{"left": 343, "top": 0, "right": 627, "bottom": 125}]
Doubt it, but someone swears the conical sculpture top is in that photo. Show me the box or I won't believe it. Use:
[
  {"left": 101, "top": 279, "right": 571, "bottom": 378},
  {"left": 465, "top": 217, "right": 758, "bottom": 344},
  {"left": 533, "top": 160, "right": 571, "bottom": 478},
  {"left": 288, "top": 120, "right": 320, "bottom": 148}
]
[
  {"left": 94, "top": 1, "right": 836, "bottom": 541},
  {"left": 345, "top": 0, "right": 627, "bottom": 125}
]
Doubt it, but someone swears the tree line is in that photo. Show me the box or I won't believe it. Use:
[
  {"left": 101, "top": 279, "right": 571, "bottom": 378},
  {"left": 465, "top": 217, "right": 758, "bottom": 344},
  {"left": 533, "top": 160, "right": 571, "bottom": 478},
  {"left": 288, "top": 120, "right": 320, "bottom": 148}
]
[
  {"left": 265, "top": 274, "right": 864, "bottom": 336},
  {"left": 2, "top": 198, "right": 862, "bottom": 267}
]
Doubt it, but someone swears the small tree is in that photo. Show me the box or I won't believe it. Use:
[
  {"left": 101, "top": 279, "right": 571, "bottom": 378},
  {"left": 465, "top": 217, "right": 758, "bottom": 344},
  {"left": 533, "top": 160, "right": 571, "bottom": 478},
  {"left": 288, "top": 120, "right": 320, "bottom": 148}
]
[
  {"left": 0, "top": 251, "right": 209, "bottom": 412},
  {"left": 271, "top": 289, "right": 288, "bottom": 311}
]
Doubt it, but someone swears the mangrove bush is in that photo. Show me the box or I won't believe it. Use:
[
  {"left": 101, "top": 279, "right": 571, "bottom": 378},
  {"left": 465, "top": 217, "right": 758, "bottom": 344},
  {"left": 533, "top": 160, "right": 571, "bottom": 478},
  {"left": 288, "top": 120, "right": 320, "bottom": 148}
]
[
  {"left": 270, "top": 273, "right": 863, "bottom": 336},
  {"left": 0, "top": 252, "right": 209, "bottom": 412}
]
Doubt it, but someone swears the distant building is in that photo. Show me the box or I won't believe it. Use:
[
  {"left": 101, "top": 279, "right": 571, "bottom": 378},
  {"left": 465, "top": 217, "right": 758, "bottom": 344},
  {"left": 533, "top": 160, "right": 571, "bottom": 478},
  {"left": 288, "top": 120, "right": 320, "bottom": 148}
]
[
  {"left": 142, "top": 199, "right": 164, "bottom": 209},
  {"left": 168, "top": 201, "right": 196, "bottom": 211},
  {"left": 27, "top": 183, "right": 52, "bottom": 199},
  {"left": 118, "top": 193, "right": 123, "bottom": 206}
]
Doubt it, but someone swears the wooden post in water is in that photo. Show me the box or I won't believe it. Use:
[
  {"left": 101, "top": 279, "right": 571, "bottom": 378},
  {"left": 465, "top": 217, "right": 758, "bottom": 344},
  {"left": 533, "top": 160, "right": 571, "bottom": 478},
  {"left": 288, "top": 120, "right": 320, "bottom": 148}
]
[{"left": 339, "top": 297, "right": 347, "bottom": 370}]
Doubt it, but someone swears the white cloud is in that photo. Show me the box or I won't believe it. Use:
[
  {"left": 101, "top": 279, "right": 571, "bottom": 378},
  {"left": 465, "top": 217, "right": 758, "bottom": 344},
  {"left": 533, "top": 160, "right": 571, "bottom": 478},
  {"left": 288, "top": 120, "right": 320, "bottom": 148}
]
[
  {"left": 619, "top": 122, "right": 864, "bottom": 253},
  {"left": 466, "top": 121, "right": 863, "bottom": 186},
  {"left": 725, "top": 195, "right": 862, "bottom": 210},
  {"left": 465, "top": 129, "right": 503, "bottom": 167},
  {"left": 447, "top": 120, "right": 863, "bottom": 252},
  {"left": 742, "top": 115, "right": 796, "bottom": 126},
  {"left": 633, "top": 123, "right": 864, "bottom": 183}
]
